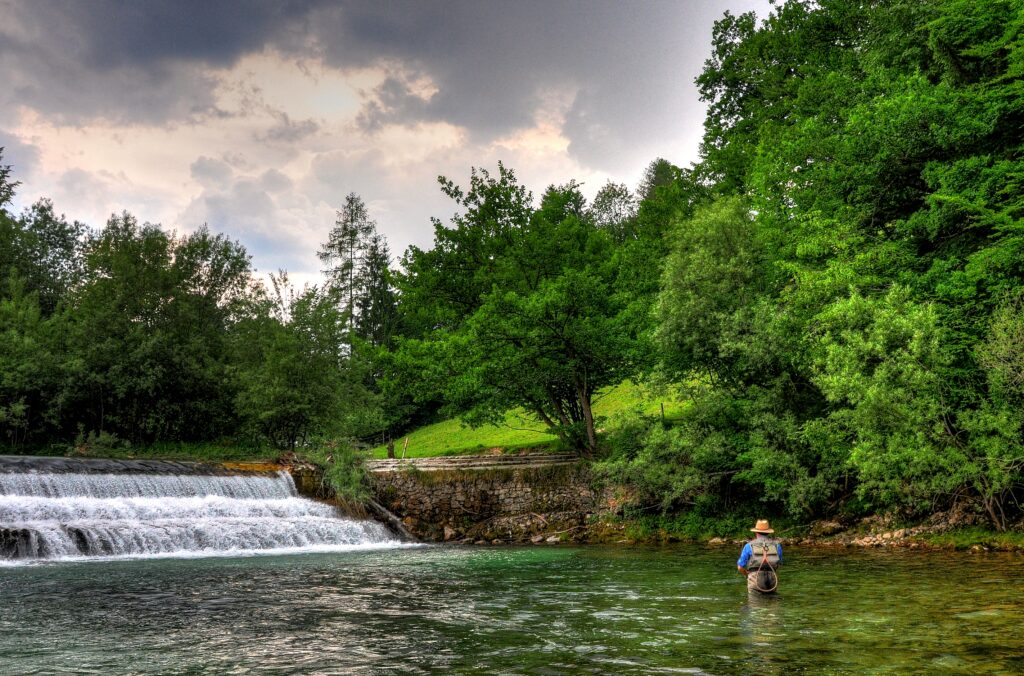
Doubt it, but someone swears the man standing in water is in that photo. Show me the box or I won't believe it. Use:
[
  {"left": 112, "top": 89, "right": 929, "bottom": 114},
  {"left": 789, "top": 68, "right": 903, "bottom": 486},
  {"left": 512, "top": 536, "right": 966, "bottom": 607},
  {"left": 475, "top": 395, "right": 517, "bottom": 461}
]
[{"left": 737, "top": 519, "right": 782, "bottom": 593}]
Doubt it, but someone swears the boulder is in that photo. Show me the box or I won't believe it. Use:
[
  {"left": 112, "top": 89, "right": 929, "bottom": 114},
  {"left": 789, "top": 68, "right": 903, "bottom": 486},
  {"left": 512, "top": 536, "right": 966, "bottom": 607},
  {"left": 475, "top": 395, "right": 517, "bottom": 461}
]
[{"left": 810, "top": 520, "right": 845, "bottom": 537}]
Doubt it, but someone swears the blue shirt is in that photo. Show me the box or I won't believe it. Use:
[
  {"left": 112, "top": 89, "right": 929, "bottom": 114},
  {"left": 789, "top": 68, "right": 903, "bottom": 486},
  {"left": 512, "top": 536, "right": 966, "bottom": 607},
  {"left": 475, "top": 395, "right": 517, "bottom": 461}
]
[{"left": 737, "top": 539, "right": 783, "bottom": 568}]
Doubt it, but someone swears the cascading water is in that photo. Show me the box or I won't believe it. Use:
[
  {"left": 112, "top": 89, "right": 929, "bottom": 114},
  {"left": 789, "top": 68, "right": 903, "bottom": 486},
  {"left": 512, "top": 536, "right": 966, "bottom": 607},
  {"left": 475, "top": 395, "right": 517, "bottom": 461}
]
[{"left": 0, "top": 459, "right": 401, "bottom": 561}]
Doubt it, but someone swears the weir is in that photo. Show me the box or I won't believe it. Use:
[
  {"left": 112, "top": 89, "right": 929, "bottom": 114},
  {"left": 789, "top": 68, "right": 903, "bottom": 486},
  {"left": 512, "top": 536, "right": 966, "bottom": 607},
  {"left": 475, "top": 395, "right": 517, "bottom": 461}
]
[{"left": 0, "top": 456, "right": 400, "bottom": 561}]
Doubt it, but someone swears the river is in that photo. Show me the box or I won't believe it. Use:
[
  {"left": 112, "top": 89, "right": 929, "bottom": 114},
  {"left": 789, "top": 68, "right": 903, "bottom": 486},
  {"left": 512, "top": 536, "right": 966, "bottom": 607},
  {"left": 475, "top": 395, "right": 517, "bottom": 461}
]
[{"left": 2, "top": 544, "right": 1021, "bottom": 674}]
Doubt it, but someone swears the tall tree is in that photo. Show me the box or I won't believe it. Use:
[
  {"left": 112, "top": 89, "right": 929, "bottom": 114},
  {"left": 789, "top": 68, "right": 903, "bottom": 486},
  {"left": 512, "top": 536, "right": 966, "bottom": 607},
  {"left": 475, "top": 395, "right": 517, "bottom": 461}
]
[
  {"left": 319, "top": 193, "right": 376, "bottom": 338},
  {"left": 354, "top": 233, "right": 399, "bottom": 348},
  {"left": 589, "top": 181, "right": 637, "bottom": 243}
]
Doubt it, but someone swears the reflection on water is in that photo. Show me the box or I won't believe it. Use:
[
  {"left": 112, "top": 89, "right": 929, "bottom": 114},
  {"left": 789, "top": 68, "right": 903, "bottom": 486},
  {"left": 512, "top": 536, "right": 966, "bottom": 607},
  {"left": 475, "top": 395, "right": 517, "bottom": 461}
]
[{"left": 1, "top": 545, "right": 1022, "bottom": 674}]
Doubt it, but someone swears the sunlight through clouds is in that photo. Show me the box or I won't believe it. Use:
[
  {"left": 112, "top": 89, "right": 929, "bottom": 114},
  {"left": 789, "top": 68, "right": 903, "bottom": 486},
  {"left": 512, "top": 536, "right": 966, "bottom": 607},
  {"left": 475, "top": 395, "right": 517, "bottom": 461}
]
[{"left": 1, "top": 0, "right": 771, "bottom": 280}]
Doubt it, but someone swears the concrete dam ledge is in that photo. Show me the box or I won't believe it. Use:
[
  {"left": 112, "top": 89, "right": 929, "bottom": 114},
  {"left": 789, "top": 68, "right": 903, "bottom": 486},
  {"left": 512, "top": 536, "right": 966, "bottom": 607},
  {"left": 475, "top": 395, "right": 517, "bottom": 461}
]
[
  {"left": 366, "top": 453, "right": 579, "bottom": 472},
  {"left": 0, "top": 455, "right": 280, "bottom": 477}
]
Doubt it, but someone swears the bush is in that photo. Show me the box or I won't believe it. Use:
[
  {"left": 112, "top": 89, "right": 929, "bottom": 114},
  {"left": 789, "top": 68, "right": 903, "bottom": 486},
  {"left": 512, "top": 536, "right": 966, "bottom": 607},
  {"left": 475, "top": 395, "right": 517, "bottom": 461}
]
[
  {"left": 70, "top": 430, "right": 129, "bottom": 457},
  {"left": 300, "top": 438, "right": 371, "bottom": 504}
]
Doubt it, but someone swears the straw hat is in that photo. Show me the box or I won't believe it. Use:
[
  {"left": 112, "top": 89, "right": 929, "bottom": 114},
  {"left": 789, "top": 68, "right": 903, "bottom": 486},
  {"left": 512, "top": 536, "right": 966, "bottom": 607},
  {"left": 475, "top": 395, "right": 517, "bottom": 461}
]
[{"left": 750, "top": 519, "right": 774, "bottom": 533}]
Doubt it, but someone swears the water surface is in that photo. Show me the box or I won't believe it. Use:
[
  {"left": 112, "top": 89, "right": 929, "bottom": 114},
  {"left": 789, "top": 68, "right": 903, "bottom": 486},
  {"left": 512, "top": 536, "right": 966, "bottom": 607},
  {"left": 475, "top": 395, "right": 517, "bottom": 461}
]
[{"left": 2, "top": 545, "right": 1021, "bottom": 674}]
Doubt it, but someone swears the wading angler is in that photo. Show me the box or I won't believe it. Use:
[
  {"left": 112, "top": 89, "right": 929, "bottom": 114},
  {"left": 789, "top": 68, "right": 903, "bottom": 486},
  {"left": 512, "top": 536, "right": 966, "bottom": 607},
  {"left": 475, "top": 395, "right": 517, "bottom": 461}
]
[{"left": 737, "top": 519, "right": 782, "bottom": 594}]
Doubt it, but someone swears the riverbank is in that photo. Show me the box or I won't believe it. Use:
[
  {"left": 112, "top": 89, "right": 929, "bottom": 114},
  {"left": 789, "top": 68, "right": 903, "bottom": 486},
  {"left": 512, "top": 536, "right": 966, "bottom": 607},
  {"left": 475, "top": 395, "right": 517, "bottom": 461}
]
[
  {"left": 568, "top": 510, "right": 1024, "bottom": 553},
  {"left": 6, "top": 448, "right": 1020, "bottom": 552}
]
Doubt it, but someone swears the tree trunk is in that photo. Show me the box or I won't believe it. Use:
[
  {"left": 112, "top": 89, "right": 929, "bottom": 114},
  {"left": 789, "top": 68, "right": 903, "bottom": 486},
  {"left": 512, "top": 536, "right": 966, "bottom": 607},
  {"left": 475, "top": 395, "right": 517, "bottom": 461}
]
[{"left": 579, "top": 389, "right": 597, "bottom": 456}]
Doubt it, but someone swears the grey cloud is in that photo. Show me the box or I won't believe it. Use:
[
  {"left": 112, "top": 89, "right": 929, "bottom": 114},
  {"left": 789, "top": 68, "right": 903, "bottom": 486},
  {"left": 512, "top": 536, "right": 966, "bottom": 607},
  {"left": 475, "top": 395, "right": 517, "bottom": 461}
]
[
  {"left": 0, "top": 130, "right": 40, "bottom": 181},
  {"left": 180, "top": 177, "right": 311, "bottom": 273},
  {"left": 53, "top": 168, "right": 116, "bottom": 217},
  {"left": 259, "top": 169, "right": 293, "bottom": 194},
  {"left": 256, "top": 112, "right": 321, "bottom": 144},
  {"left": 0, "top": 0, "right": 312, "bottom": 125},
  {"left": 190, "top": 156, "right": 234, "bottom": 187},
  {"left": 2, "top": 0, "right": 770, "bottom": 171},
  {"left": 355, "top": 75, "right": 432, "bottom": 133}
]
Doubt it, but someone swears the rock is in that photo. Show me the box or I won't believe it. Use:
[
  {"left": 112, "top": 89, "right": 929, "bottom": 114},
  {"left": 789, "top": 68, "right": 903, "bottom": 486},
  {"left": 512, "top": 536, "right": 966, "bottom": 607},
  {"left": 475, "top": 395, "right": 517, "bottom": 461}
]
[
  {"left": 530, "top": 534, "right": 545, "bottom": 544},
  {"left": 491, "top": 539, "right": 503, "bottom": 545},
  {"left": 707, "top": 537, "right": 727, "bottom": 546},
  {"left": 443, "top": 526, "right": 457, "bottom": 541},
  {"left": 810, "top": 520, "right": 845, "bottom": 537},
  {"left": 546, "top": 535, "right": 560, "bottom": 543},
  {"left": 474, "top": 539, "right": 486, "bottom": 545}
]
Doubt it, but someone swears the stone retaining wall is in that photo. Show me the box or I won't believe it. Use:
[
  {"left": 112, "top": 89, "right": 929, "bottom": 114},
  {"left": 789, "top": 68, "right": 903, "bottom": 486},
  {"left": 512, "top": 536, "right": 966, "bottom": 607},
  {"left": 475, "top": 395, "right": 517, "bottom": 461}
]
[{"left": 370, "top": 462, "right": 609, "bottom": 543}]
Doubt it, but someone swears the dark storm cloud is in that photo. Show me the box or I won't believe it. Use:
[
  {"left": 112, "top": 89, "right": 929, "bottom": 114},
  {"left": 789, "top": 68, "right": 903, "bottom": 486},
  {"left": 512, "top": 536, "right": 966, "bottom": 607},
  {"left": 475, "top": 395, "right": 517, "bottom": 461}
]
[
  {"left": 0, "top": 0, "right": 318, "bottom": 125},
  {"left": 1, "top": 0, "right": 768, "bottom": 169}
]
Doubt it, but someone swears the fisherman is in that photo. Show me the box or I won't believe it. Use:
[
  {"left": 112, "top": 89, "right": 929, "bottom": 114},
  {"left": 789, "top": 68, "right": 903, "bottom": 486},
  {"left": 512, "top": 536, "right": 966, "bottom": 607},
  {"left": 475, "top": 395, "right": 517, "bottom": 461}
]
[{"left": 737, "top": 519, "right": 782, "bottom": 593}]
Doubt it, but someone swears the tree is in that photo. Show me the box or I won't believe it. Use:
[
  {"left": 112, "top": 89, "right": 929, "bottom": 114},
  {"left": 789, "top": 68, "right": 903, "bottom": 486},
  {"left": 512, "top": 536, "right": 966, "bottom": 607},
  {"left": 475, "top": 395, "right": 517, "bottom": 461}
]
[
  {"left": 0, "top": 148, "right": 16, "bottom": 208},
  {"left": 65, "top": 214, "right": 254, "bottom": 443},
  {"left": 397, "top": 163, "right": 533, "bottom": 335},
  {"left": 638, "top": 158, "right": 680, "bottom": 201},
  {"left": 397, "top": 173, "right": 637, "bottom": 455},
  {"left": 16, "top": 200, "right": 86, "bottom": 314},
  {"left": 0, "top": 276, "right": 64, "bottom": 448},
  {"left": 319, "top": 192, "right": 376, "bottom": 338},
  {"left": 455, "top": 269, "right": 635, "bottom": 454},
  {"left": 589, "top": 181, "right": 637, "bottom": 243},
  {"left": 354, "top": 234, "right": 399, "bottom": 348},
  {"left": 233, "top": 275, "right": 379, "bottom": 449}
]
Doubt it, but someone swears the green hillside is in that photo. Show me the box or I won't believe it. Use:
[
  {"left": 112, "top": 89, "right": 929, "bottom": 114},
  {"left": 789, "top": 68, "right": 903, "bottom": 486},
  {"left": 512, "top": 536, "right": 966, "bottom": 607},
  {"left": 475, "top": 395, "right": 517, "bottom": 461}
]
[{"left": 371, "top": 381, "right": 685, "bottom": 458}]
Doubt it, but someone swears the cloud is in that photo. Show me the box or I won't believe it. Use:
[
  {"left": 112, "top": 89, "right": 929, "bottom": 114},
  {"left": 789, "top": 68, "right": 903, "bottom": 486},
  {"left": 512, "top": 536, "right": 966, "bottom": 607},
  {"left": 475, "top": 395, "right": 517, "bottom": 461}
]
[
  {"left": 190, "top": 156, "right": 234, "bottom": 188},
  {"left": 2, "top": 1, "right": 768, "bottom": 165},
  {"left": 179, "top": 174, "right": 326, "bottom": 275},
  {"left": 0, "top": 0, "right": 773, "bottom": 278},
  {"left": 257, "top": 113, "right": 320, "bottom": 143},
  {"left": 0, "top": 130, "right": 40, "bottom": 181}
]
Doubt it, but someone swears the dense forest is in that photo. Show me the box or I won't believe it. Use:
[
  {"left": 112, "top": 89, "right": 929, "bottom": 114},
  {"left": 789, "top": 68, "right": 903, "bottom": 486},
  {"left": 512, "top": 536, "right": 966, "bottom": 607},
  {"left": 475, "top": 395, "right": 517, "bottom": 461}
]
[{"left": 2, "top": 0, "right": 1022, "bottom": 529}]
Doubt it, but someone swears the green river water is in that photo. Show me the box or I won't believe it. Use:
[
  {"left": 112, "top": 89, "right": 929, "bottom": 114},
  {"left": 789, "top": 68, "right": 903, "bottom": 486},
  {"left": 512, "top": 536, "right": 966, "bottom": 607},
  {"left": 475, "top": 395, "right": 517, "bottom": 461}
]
[{"left": 1, "top": 545, "right": 1022, "bottom": 674}]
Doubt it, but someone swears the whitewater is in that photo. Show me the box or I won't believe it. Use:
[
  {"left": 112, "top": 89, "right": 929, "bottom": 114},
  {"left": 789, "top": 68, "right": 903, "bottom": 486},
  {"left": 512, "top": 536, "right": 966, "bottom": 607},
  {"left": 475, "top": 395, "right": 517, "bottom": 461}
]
[{"left": 0, "top": 463, "right": 404, "bottom": 562}]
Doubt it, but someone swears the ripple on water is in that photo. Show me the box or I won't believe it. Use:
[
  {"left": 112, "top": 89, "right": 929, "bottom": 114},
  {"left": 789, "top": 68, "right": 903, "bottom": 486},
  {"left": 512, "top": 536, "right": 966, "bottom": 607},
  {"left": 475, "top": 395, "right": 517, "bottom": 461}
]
[{"left": 0, "top": 545, "right": 1022, "bottom": 673}]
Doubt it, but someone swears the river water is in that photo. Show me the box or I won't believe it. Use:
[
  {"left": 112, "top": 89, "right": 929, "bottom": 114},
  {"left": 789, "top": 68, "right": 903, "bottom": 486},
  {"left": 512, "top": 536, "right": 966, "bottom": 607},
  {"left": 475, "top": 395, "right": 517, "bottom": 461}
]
[{"left": 2, "top": 545, "right": 1021, "bottom": 674}]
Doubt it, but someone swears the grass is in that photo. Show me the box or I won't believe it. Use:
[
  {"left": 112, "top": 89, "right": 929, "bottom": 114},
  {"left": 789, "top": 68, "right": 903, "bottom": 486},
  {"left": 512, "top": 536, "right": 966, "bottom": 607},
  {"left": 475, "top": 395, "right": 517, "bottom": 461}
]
[
  {"left": 371, "top": 380, "right": 687, "bottom": 459},
  {"left": 913, "top": 527, "right": 1024, "bottom": 550},
  {"left": 3, "top": 381, "right": 687, "bottom": 464},
  {"left": 48, "top": 441, "right": 279, "bottom": 464}
]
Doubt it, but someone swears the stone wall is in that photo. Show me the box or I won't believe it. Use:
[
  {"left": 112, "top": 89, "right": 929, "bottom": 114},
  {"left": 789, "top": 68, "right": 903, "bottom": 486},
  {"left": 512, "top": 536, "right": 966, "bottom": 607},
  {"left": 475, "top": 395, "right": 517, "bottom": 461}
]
[{"left": 370, "top": 463, "right": 609, "bottom": 543}]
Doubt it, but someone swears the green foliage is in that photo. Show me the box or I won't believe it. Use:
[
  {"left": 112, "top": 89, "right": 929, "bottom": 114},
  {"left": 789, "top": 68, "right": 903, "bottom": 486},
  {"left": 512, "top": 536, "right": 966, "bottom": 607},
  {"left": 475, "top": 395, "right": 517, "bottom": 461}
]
[
  {"left": 300, "top": 438, "right": 371, "bottom": 503},
  {"left": 0, "top": 175, "right": 383, "bottom": 454},
  {"left": 395, "top": 171, "right": 646, "bottom": 455},
  {"left": 0, "top": 147, "right": 16, "bottom": 207},
  {"left": 70, "top": 430, "right": 130, "bottom": 457},
  {"left": 370, "top": 380, "right": 684, "bottom": 458},
  {"left": 233, "top": 276, "right": 378, "bottom": 450},
  {"left": 627, "top": 0, "right": 1024, "bottom": 529}
]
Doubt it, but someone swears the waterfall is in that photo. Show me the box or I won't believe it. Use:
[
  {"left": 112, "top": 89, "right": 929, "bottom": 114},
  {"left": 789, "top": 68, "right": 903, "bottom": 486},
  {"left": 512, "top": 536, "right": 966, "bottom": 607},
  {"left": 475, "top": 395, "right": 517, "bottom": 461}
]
[{"left": 0, "top": 463, "right": 400, "bottom": 562}]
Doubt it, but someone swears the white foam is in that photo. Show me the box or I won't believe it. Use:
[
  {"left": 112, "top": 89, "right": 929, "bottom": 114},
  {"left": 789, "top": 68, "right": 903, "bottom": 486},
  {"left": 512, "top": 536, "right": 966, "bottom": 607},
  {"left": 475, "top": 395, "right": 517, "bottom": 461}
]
[{"left": 0, "top": 470, "right": 403, "bottom": 561}]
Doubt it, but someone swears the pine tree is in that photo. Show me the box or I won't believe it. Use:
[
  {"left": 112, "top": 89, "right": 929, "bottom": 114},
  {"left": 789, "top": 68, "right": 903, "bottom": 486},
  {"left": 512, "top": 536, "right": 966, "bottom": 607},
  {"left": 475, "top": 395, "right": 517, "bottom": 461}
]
[
  {"left": 354, "top": 233, "right": 399, "bottom": 348},
  {"left": 318, "top": 193, "right": 376, "bottom": 338}
]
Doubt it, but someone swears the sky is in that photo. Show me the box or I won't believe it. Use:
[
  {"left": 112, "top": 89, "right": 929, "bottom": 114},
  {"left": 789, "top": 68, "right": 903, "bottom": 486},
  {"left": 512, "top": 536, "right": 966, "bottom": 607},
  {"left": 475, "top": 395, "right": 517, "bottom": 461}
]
[{"left": 0, "top": 0, "right": 769, "bottom": 285}]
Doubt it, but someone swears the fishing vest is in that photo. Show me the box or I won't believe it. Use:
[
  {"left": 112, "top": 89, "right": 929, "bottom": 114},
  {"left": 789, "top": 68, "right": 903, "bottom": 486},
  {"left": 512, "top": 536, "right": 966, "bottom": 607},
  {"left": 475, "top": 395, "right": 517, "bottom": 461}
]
[{"left": 745, "top": 538, "right": 780, "bottom": 571}]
